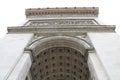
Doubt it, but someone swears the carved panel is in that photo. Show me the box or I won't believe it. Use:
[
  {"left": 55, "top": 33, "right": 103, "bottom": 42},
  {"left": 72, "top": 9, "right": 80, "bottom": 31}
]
[{"left": 27, "top": 20, "right": 97, "bottom": 26}]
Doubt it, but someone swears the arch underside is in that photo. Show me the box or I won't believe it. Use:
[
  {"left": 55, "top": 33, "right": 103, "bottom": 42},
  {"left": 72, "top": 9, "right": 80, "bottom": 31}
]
[
  {"left": 27, "top": 36, "right": 92, "bottom": 57},
  {"left": 27, "top": 36, "right": 92, "bottom": 80},
  {"left": 30, "top": 47, "right": 90, "bottom": 80}
]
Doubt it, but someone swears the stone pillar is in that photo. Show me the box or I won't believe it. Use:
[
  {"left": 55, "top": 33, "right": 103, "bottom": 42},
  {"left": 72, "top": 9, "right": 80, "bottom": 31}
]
[
  {"left": 88, "top": 51, "right": 109, "bottom": 80},
  {"left": 88, "top": 33, "right": 120, "bottom": 80},
  {"left": 26, "top": 70, "right": 32, "bottom": 80},
  {"left": 7, "top": 52, "right": 32, "bottom": 80},
  {"left": 0, "top": 34, "right": 33, "bottom": 80}
]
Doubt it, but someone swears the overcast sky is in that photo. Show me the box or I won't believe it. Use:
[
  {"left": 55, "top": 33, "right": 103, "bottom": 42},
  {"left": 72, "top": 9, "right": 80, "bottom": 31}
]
[{"left": 0, "top": 0, "right": 120, "bottom": 38}]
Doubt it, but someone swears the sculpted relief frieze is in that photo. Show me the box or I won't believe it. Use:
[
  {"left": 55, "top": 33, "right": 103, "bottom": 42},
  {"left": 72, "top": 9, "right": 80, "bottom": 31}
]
[{"left": 26, "top": 20, "right": 97, "bottom": 26}]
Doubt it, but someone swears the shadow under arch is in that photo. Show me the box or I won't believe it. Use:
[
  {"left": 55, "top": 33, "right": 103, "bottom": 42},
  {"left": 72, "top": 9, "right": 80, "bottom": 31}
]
[{"left": 26, "top": 36, "right": 93, "bottom": 57}]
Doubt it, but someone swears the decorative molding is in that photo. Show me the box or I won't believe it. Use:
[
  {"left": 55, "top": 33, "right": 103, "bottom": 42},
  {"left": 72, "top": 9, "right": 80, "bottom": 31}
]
[
  {"left": 25, "top": 36, "right": 93, "bottom": 57},
  {"left": 7, "top": 25, "right": 115, "bottom": 34},
  {"left": 26, "top": 19, "right": 97, "bottom": 26},
  {"left": 26, "top": 7, "right": 98, "bottom": 18}
]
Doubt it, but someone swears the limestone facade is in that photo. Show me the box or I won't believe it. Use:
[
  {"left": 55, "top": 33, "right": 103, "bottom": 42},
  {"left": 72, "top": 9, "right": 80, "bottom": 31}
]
[{"left": 0, "top": 7, "right": 120, "bottom": 80}]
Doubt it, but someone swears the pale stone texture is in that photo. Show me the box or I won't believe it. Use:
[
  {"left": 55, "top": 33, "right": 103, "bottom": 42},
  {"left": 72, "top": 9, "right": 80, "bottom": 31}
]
[
  {"left": 88, "top": 52, "right": 109, "bottom": 80},
  {"left": 0, "top": 34, "right": 33, "bottom": 80},
  {"left": 88, "top": 33, "right": 120, "bottom": 80},
  {"left": 7, "top": 53, "right": 32, "bottom": 80}
]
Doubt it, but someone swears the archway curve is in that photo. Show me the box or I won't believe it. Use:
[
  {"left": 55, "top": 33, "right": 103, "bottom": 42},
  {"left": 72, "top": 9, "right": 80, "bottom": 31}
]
[
  {"left": 26, "top": 36, "right": 92, "bottom": 80},
  {"left": 27, "top": 36, "right": 93, "bottom": 57}
]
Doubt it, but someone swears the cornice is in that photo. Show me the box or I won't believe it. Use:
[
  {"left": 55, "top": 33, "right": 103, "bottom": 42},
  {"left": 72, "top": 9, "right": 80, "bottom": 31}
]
[
  {"left": 7, "top": 25, "right": 115, "bottom": 34},
  {"left": 25, "top": 7, "right": 98, "bottom": 18}
]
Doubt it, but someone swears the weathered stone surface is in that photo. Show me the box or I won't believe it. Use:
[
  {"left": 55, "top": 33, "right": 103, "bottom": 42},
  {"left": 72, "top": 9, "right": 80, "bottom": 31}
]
[
  {"left": 26, "top": 19, "right": 96, "bottom": 26},
  {"left": 25, "top": 7, "right": 98, "bottom": 18},
  {"left": 7, "top": 25, "right": 115, "bottom": 34}
]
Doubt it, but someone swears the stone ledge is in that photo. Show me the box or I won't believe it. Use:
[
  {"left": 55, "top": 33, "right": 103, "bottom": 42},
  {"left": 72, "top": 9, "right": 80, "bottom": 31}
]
[{"left": 7, "top": 25, "right": 115, "bottom": 33}]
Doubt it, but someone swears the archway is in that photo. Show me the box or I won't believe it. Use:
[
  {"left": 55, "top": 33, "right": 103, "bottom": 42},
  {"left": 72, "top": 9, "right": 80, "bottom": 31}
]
[{"left": 27, "top": 36, "right": 93, "bottom": 80}]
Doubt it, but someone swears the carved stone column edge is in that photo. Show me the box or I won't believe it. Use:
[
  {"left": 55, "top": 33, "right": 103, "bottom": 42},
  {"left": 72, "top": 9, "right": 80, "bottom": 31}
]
[
  {"left": 7, "top": 52, "right": 32, "bottom": 80},
  {"left": 88, "top": 52, "right": 110, "bottom": 80}
]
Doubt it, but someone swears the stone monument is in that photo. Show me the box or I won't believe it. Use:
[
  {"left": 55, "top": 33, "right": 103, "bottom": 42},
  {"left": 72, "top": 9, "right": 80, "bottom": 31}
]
[{"left": 0, "top": 7, "right": 120, "bottom": 80}]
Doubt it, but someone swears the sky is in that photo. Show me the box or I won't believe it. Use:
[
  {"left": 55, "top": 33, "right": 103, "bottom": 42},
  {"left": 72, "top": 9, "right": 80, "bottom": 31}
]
[{"left": 0, "top": 0, "right": 120, "bottom": 38}]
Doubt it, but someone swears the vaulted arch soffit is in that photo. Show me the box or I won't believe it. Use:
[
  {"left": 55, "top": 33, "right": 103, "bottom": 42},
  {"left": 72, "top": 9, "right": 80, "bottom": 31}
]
[{"left": 26, "top": 36, "right": 93, "bottom": 57}]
